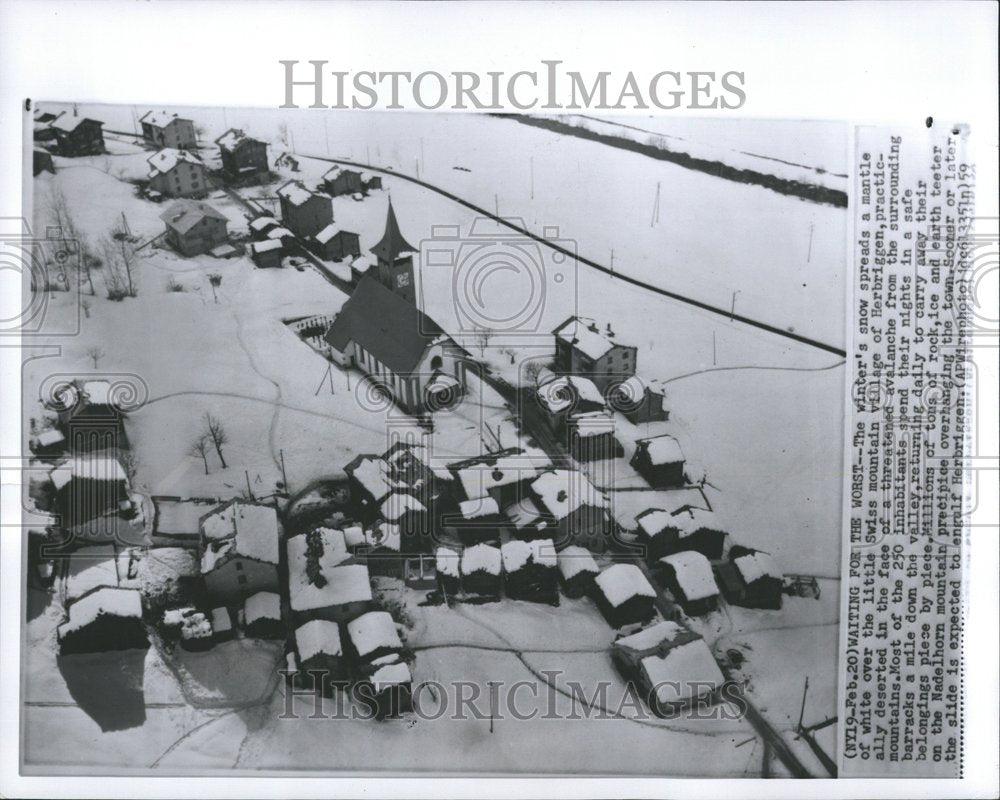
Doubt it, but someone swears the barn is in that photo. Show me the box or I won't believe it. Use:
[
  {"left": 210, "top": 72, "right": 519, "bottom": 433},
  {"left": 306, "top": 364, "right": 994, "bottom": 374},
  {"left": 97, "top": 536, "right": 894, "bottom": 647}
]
[
  {"left": 501, "top": 539, "right": 559, "bottom": 605},
  {"left": 360, "top": 659, "right": 413, "bottom": 719},
  {"left": 460, "top": 543, "right": 502, "bottom": 599},
  {"left": 33, "top": 149, "right": 55, "bottom": 176},
  {"left": 211, "top": 607, "right": 235, "bottom": 642},
  {"left": 249, "top": 239, "right": 283, "bottom": 268},
  {"left": 46, "top": 114, "right": 105, "bottom": 157},
  {"left": 635, "top": 507, "right": 729, "bottom": 562},
  {"left": 57, "top": 587, "right": 148, "bottom": 655},
  {"left": 243, "top": 591, "right": 283, "bottom": 638},
  {"left": 450, "top": 449, "right": 548, "bottom": 510},
  {"left": 610, "top": 621, "right": 727, "bottom": 717},
  {"left": 313, "top": 223, "right": 361, "bottom": 261},
  {"left": 557, "top": 545, "right": 599, "bottom": 598},
  {"left": 435, "top": 546, "right": 461, "bottom": 596},
  {"left": 346, "top": 610, "right": 406, "bottom": 669},
  {"left": 294, "top": 619, "right": 348, "bottom": 695},
  {"left": 322, "top": 165, "right": 364, "bottom": 197},
  {"left": 593, "top": 563, "right": 657, "bottom": 628},
  {"left": 719, "top": 548, "right": 784, "bottom": 610},
  {"left": 630, "top": 434, "right": 686, "bottom": 488},
  {"left": 277, "top": 180, "right": 333, "bottom": 239},
  {"left": 529, "top": 469, "right": 612, "bottom": 552},
  {"left": 151, "top": 496, "right": 220, "bottom": 548},
  {"left": 215, "top": 128, "right": 269, "bottom": 181},
  {"left": 286, "top": 528, "right": 373, "bottom": 623},
  {"left": 443, "top": 496, "right": 505, "bottom": 545},
  {"left": 656, "top": 551, "right": 720, "bottom": 616}
]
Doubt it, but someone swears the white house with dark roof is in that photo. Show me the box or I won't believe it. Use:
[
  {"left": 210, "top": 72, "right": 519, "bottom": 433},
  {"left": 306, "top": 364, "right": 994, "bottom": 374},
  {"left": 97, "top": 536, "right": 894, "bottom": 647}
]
[
  {"left": 140, "top": 110, "right": 197, "bottom": 150},
  {"left": 160, "top": 199, "right": 229, "bottom": 256},
  {"left": 199, "top": 500, "right": 281, "bottom": 603},
  {"left": 147, "top": 148, "right": 208, "bottom": 198}
]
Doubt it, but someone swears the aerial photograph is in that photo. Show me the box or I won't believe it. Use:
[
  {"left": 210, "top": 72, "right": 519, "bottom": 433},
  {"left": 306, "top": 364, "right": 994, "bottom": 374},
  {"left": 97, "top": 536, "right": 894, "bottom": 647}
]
[{"left": 22, "top": 103, "right": 847, "bottom": 776}]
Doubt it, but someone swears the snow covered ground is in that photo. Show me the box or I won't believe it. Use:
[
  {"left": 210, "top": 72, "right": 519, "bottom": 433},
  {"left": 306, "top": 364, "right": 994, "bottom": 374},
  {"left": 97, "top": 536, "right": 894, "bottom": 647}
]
[{"left": 22, "top": 105, "right": 845, "bottom": 776}]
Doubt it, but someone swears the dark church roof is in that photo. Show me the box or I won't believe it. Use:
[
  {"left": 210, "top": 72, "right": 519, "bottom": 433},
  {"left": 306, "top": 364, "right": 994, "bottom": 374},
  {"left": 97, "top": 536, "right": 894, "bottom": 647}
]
[
  {"left": 370, "top": 200, "right": 417, "bottom": 264},
  {"left": 325, "top": 276, "right": 441, "bottom": 374}
]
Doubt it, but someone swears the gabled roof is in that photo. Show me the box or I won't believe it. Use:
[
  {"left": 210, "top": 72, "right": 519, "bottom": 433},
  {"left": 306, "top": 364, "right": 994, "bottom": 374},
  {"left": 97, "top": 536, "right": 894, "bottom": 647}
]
[
  {"left": 50, "top": 115, "right": 103, "bottom": 134},
  {"left": 635, "top": 434, "right": 685, "bottom": 466},
  {"left": 215, "top": 128, "right": 263, "bottom": 151},
  {"left": 552, "top": 316, "right": 626, "bottom": 361},
  {"left": 277, "top": 180, "right": 318, "bottom": 207},
  {"left": 160, "top": 199, "right": 228, "bottom": 234},
  {"left": 370, "top": 199, "right": 416, "bottom": 264},
  {"left": 147, "top": 148, "right": 204, "bottom": 176},
  {"left": 324, "top": 275, "right": 440, "bottom": 374},
  {"left": 199, "top": 500, "right": 280, "bottom": 571},
  {"left": 140, "top": 110, "right": 192, "bottom": 128}
]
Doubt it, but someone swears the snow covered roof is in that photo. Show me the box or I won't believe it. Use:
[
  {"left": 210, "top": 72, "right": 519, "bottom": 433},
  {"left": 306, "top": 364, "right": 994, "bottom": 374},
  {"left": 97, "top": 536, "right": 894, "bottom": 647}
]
[
  {"left": 372, "top": 660, "right": 411, "bottom": 690},
  {"left": 594, "top": 563, "right": 656, "bottom": 608},
  {"left": 348, "top": 456, "right": 394, "bottom": 503},
  {"left": 160, "top": 199, "right": 228, "bottom": 234},
  {"left": 636, "top": 434, "right": 685, "bottom": 465},
  {"left": 351, "top": 253, "right": 377, "bottom": 273},
  {"left": 147, "top": 148, "right": 204, "bottom": 177},
  {"left": 286, "top": 529, "right": 350, "bottom": 607},
  {"left": 557, "top": 545, "right": 599, "bottom": 580},
  {"left": 553, "top": 317, "right": 622, "bottom": 361},
  {"left": 347, "top": 610, "right": 402, "bottom": 659},
  {"left": 58, "top": 587, "right": 142, "bottom": 637},
  {"left": 277, "top": 180, "right": 316, "bottom": 207},
  {"left": 461, "top": 543, "right": 502, "bottom": 576},
  {"left": 211, "top": 606, "right": 233, "bottom": 633},
  {"left": 295, "top": 619, "right": 342, "bottom": 661},
  {"left": 249, "top": 216, "right": 278, "bottom": 232},
  {"left": 379, "top": 492, "right": 425, "bottom": 521},
  {"left": 734, "top": 551, "right": 782, "bottom": 584},
  {"left": 501, "top": 538, "right": 557, "bottom": 572},
  {"left": 435, "top": 547, "right": 460, "bottom": 577},
  {"left": 571, "top": 411, "right": 616, "bottom": 437},
  {"left": 215, "top": 128, "right": 261, "bottom": 150},
  {"left": 642, "top": 640, "right": 725, "bottom": 706},
  {"left": 50, "top": 115, "right": 102, "bottom": 133},
  {"left": 364, "top": 521, "right": 401, "bottom": 552},
  {"left": 454, "top": 452, "right": 546, "bottom": 501},
  {"left": 314, "top": 223, "right": 344, "bottom": 244},
  {"left": 250, "top": 240, "right": 283, "bottom": 256},
  {"left": 536, "top": 374, "right": 606, "bottom": 414},
  {"left": 199, "top": 501, "right": 280, "bottom": 571},
  {"left": 82, "top": 380, "right": 112, "bottom": 405},
  {"left": 614, "top": 620, "right": 687, "bottom": 653},
  {"left": 50, "top": 456, "right": 127, "bottom": 490},
  {"left": 659, "top": 551, "right": 719, "bottom": 601},
  {"left": 530, "top": 469, "right": 608, "bottom": 521},
  {"left": 290, "top": 559, "right": 372, "bottom": 612},
  {"left": 343, "top": 525, "right": 366, "bottom": 548},
  {"left": 459, "top": 496, "right": 499, "bottom": 520},
  {"left": 180, "top": 611, "right": 212, "bottom": 640},
  {"left": 140, "top": 110, "right": 191, "bottom": 129},
  {"left": 244, "top": 590, "right": 281, "bottom": 624},
  {"left": 34, "top": 428, "right": 65, "bottom": 447},
  {"left": 267, "top": 227, "right": 293, "bottom": 240},
  {"left": 503, "top": 497, "right": 548, "bottom": 531}
]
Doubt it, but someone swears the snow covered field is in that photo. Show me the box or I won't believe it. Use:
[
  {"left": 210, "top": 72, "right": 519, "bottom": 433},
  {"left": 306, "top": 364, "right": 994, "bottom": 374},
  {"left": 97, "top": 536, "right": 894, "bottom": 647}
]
[{"left": 22, "top": 105, "right": 846, "bottom": 776}]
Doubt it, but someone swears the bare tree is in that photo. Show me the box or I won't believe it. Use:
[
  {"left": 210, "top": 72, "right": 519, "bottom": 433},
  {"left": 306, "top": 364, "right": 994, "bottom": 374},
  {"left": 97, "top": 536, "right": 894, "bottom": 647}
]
[
  {"left": 47, "top": 185, "right": 95, "bottom": 295},
  {"left": 188, "top": 435, "right": 211, "bottom": 475},
  {"left": 473, "top": 325, "right": 491, "bottom": 358},
  {"left": 203, "top": 412, "right": 229, "bottom": 469},
  {"left": 85, "top": 346, "right": 105, "bottom": 368}
]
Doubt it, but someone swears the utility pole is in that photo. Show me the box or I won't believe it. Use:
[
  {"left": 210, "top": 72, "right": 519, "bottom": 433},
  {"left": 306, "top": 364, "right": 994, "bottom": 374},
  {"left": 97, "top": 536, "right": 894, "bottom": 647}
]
[
  {"left": 279, "top": 449, "right": 288, "bottom": 489},
  {"left": 797, "top": 676, "right": 809, "bottom": 733},
  {"left": 730, "top": 290, "right": 740, "bottom": 321},
  {"left": 488, "top": 681, "right": 498, "bottom": 733},
  {"left": 494, "top": 193, "right": 499, "bottom": 216},
  {"left": 807, "top": 222, "right": 814, "bottom": 263},
  {"left": 651, "top": 181, "right": 661, "bottom": 227},
  {"left": 713, "top": 330, "right": 717, "bottom": 366},
  {"left": 245, "top": 470, "right": 254, "bottom": 500},
  {"left": 610, "top": 249, "right": 615, "bottom": 275}
]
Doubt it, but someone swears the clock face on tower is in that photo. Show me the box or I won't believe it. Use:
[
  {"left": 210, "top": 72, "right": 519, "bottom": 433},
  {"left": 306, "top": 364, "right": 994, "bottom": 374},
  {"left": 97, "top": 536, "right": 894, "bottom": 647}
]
[{"left": 397, "top": 273, "right": 410, "bottom": 287}]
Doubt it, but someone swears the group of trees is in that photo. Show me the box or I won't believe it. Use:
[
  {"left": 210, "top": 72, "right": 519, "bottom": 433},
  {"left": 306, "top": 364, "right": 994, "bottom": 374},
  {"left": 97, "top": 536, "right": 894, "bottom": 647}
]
[
  {"left": 45, "top": 185, "right": 143, "bottom": 301},
  {"left": 188, "top": 412, "right": 229, "bottom": 475}
]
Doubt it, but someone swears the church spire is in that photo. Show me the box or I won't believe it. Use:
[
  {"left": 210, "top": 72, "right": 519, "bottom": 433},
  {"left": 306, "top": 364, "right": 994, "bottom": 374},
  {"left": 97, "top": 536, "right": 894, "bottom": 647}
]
[{"left": 370, "top": 198, "right": 416, "bottom": 265}]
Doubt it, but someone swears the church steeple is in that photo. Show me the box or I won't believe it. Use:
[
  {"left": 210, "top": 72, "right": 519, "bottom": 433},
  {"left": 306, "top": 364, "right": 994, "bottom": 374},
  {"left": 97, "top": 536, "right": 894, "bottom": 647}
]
[{"left": 370, "top": 198, "right": 417, "bottom": 303}]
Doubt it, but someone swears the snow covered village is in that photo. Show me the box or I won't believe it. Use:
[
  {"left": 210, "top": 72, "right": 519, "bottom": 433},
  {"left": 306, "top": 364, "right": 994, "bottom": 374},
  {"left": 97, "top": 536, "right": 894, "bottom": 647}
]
[{"left": 22, "top": 104, "right": 847, "bottom": 776}]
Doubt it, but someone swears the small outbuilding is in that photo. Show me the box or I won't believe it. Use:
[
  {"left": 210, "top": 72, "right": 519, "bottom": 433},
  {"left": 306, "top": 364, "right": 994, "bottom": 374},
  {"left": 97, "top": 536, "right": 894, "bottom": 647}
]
[
  {"left": 313, "top": 223, "right": 361, "bottom": 261},
  {"left": 294, "top": 619, "right": 347, "bottom": 695},
  {"left": 593, "top": 563, "right": 657, "bottom": 628},
  {"left": 244, "top": 590, "right": 283, "bottom": 638},
  {"left": 460, "top": 543, "right": 502, "bottom": 599},
  {"left": 557, "top": 545, "right": 599, "bottom": 598},
  {"left": 501, "top": 538, "right": 559, "bottom": 605},
  {"left": 249, "top": 239, "right": 283, "bottom": 268},
  {"left": 630, "top": 434, "right": 686, "bottom": 488},
  {"left": 656, "top": 551, "right": 720, "bottom": 616},
  {"left": 717, "top": 548, "right": 784, "bottom": 610},
  {"left": 435, "top": 546, "right": 461, "bottom": 597},
  {"left": 57, "top": 587, "right": 148, "bottom": 654},
  {"left": 346, "top": 610, "right": 405, "bottom": 669}
]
